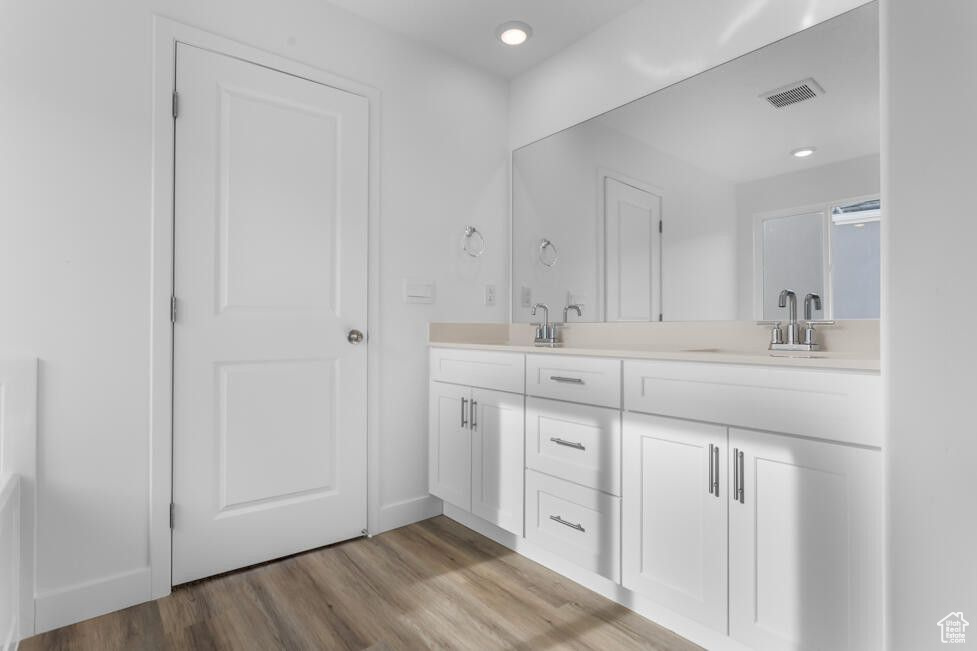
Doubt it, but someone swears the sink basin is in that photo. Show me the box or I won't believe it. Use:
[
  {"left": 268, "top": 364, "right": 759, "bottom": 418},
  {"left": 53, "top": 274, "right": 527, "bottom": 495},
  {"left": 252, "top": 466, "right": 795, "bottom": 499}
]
[{"left": 681, "top": 347, "right": 827, "bottom": 359}]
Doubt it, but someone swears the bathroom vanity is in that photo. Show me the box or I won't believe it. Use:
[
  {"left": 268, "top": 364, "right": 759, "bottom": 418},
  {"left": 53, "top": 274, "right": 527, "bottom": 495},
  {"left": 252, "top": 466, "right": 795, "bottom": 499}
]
[
  {"left": 428, "top": 323, "right": 881, "bottom": 651},
  {"left": 431, "top": 6, "right": 884, "bottom": 649}
]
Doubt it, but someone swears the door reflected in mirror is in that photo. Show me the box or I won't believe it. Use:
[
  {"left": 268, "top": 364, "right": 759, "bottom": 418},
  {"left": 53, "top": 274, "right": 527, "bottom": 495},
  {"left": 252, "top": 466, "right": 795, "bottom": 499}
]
[{"left": 511, "top": 2, "right": 880, "bottom": 323}]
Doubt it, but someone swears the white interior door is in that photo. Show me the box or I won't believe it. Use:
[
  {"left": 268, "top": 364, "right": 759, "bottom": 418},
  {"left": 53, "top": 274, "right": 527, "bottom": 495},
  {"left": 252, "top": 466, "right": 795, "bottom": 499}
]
[
  {"left": 604, "top": 177, "right": 662, "bottom": 321},
  {"left": 172, "top": 44, "right": 369, "bottom": 584}
]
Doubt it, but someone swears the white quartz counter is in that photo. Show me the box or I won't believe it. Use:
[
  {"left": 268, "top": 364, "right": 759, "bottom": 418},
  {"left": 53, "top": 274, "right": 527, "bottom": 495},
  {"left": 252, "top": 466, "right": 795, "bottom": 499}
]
[{"left": 428, "top": 322, "right": 881, "bottom": 372}]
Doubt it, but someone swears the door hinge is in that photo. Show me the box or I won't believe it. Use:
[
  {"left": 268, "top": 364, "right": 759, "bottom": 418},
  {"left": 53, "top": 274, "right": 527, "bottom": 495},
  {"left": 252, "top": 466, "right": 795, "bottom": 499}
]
[
  {"left": 659, "top": 219, "right": 663, "bottom": 234},
  {"left": 169, "top": 503, "right": 175, "bottom": 529},
  {"left": 170, "top": 295, "right": 177, "bottom": 324},
  {"left": 172, "top": 90, "right": 179, "bottom": 119}
]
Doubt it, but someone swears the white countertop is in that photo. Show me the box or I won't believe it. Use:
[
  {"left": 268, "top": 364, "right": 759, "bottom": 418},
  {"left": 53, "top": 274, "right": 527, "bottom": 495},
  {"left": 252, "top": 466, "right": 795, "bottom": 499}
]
[{"left": 428, "top": 341, "right": 880, "bottom": 372}]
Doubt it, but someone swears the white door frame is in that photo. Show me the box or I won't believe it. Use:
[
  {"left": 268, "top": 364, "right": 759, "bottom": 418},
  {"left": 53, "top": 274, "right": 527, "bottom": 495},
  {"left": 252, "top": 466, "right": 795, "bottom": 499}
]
[{"left": 149, "top": 17, "right": 382, "bottom": 600}]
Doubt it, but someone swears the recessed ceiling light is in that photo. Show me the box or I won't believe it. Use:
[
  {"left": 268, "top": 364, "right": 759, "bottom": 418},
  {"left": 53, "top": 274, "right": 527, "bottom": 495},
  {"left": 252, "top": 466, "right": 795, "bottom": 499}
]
[
  {"left": 792, "top": 147, "right": 817, "bottom": 158},
  {"left": 497, "top": 21, "right": 533, "bottom": 46}
]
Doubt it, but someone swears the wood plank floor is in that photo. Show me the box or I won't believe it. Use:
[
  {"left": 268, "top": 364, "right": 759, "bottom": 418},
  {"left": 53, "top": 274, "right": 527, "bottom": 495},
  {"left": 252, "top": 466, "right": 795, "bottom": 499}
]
[{"left": 22, "top": 516, "right": 700, "bottom": 650}]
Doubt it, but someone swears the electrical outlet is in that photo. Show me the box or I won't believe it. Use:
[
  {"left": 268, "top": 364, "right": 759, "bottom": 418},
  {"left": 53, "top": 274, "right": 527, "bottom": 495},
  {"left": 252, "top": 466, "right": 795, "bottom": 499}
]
[
  {"left": 520, "top": 285, "right": 532, "bottom": 308},
  {"left": 484, "top": 284, "right": 496, "bottom": 306}
]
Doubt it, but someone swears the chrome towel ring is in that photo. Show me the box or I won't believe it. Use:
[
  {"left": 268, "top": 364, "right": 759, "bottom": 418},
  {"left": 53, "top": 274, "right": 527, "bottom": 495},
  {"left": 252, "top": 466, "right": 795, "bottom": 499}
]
[
  {"left": 462, "top": 226, "right": 485, "bottom": 258},
  {"left": 538, "top": 238, "right": 559, "bottom": 267}
]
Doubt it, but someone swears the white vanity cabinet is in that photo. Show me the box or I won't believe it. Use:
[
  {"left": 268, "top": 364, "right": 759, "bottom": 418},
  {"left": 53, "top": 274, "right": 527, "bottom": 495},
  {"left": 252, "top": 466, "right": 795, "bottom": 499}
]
[
  {"left": 622, "top": 359, "right": 882, "bottom": 651},
  {"left": 429, "top": 344, "right": 882, "bottom": 651},
  {"left": 428, "top": 348, "right": 526, "bottom": 536},
  {"left": 622, "top": 413, "right": 728, "bottom": 632},
  {"left": 728, "top": 427, "right": 882, "bottom": 651}
]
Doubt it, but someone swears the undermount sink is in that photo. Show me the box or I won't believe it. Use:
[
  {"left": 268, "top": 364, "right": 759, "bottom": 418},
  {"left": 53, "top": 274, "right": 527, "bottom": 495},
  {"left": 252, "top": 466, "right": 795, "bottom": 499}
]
[{"left": 680, "top": 347, "right": 827, "bottom": 359}]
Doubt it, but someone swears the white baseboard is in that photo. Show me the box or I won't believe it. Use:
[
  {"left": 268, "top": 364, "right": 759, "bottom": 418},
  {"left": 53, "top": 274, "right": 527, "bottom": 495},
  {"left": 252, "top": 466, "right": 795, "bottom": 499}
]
[
  {"left": 34, "top": 567, "right": 151, "bottom": 634},
  {"left": 442, "top": 505, "right": 750, "bottom": 651},
  {"left": 377, "top": 495, "right": 442, "bottom": 534}
]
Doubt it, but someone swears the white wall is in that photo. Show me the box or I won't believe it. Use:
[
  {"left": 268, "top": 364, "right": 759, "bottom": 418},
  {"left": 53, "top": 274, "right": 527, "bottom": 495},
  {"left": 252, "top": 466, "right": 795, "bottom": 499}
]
[
  {"left": 734, "top": 154, "right": 881, "bottom": 318},
  {"left": 884, "top": 1, "right": 977, "bottom": 649},
  {"left": 512, "top": 120, "right": 737, "bottom": 322},
  {"left": 0, "top": 0, "right": 508, "bottom": 629},
  {"left": 508, "top": 0, "right": 870, "bottom": 149}
]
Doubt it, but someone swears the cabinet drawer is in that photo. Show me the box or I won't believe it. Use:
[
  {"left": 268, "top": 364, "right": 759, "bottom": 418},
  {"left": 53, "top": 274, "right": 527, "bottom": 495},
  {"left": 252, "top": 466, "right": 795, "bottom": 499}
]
[
  {"left": 525, "top": 398, "right": 621, "bottom": 495},
  {"left": 525, "top": 469, "right": 621, "bottom": 582},
  {"left": 526, "top": 354, "right": 621, "bottom": 408},
  {"left": 624, "top": 360, "right": 881, "bottom": 447},
  {"left": 430, "top": 347, "right": 524, "bottom": 393}
]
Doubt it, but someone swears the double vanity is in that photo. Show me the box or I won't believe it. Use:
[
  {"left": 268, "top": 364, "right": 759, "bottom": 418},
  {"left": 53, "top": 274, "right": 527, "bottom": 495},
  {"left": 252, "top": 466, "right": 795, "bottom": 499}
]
[{"left": 428, "top": 322, "right": 881, "bottom": 651}]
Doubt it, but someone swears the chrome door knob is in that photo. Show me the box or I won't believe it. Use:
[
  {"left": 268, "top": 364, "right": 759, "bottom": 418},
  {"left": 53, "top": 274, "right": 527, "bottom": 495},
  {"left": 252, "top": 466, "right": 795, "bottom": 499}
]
[{"left": 347, "top": 329, "right": 365, "bottom": 344}]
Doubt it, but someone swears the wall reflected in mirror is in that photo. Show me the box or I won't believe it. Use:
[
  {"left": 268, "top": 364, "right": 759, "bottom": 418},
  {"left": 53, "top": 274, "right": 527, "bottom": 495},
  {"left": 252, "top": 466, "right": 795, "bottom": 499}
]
[{"left": 511, "top": 2, "right": 879, "bottom": 323}]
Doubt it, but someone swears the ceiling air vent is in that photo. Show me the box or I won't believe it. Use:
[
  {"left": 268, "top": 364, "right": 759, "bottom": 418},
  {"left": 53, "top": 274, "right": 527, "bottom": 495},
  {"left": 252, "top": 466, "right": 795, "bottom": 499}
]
[{"left": 761, "top": 78, "right": 824, "bottom": 109}]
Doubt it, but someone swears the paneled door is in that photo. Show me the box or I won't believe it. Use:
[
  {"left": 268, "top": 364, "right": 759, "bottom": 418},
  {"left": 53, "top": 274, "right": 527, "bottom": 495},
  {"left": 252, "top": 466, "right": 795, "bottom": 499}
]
[
  {"left": 604, "top": 177, "right": 662, "bottom": 322},
  {"left": 172, "top": 44, "right": 369, "bottom": 584},
  {"left": 622, "top": 413, "right": 728, "bottom": 632},
  {"left": 728, "top": 428, "right": 882, "bottom": 651}
]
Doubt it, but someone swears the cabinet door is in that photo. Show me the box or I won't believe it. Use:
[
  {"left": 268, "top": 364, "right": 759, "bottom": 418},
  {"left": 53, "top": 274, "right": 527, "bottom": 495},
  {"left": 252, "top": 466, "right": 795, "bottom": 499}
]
[
  {"left": 428, "top": 381, "right": 471, "bottom": 510},
  {"left": 622, "top": 413, "right": 728, "bottom": 633},
  {"left": 729, "top": 428, "right": 881, "bottom": 651},
  {"left": 470, "top": 388, "right": 525, "bottom": 535}
]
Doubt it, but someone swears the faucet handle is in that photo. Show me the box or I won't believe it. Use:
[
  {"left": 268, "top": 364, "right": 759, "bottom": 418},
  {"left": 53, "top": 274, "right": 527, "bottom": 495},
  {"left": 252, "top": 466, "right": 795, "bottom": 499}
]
[{"left": 805, "top": 320, "right": 836, "bottom": 326}]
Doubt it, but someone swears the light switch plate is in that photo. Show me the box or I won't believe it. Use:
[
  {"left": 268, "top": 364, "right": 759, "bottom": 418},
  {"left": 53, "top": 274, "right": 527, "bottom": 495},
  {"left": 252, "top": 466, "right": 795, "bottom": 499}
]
[
  {"left": 403, "top": 280, "right": 435, "bottom": 304},
  {"left": 520, "top": 285, "right": 532, "bottom": 308}
]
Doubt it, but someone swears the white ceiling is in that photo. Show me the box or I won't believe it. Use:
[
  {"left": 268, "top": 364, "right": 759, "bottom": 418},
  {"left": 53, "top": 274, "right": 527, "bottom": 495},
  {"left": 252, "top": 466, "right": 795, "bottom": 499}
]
[
  {"left": 594, "top": 3, "right": 880, "bottom": 183},
  {"left": 323, "top": 0, "right": 644, "bottom": 78}
]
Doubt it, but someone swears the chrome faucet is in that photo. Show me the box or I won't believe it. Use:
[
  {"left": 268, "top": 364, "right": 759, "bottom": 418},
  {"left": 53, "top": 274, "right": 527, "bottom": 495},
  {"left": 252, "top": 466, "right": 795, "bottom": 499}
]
[
  {"left": 767, "top": 289, "right": 833, "bottom": 352},
  {"left": 531, "top": 303, "right": 559, "bottom": 346},
  {"left": 563, "top": 304, "right": 582, "bottom": 323},
  {"left": 778, "top": 290, "right": 800, "bottom": 345},
  {"left": 803, "top": 293, "right": 822, "bottom": 346}
]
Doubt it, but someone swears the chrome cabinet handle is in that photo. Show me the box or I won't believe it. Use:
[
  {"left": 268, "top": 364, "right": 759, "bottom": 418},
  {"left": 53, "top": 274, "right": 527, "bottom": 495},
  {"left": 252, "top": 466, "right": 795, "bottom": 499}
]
[
  {"left": 733, "top": 447, "right": 740, "bottom": 501},
  {"left": 461, "top": 397, "right": 468, "bottom": 428},
  {"left": 550, "top": 376, "right": 584, "bottom": 384},
  {"left": 549, "top": 515, "right": 585, "bottom": 532},
  {"left": 550, "top": 437, "right": 585, "bottom": 451},
  {"left": 737, "top": 449, "right": 745, "bottom": 504},
  {"left": 713, "top": 444, "right": 720, "bottom": 497},
  {"left": 470, "top": 400, "right": 477, "bottom": 430},
  {"left": 708, "top": 444, "right": 715, "bottom": 495}
]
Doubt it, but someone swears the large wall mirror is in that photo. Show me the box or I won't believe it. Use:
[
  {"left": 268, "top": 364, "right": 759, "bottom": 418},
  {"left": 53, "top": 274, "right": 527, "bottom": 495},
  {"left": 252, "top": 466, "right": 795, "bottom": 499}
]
[{"left": 511, "top": 2, "right": 879, "bottom": 323}]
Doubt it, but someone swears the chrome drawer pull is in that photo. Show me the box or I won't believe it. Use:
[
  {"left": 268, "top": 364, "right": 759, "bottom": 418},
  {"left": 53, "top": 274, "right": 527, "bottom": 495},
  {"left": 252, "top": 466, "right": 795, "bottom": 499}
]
[
  {"left": 713, "top": 443, "right": 720, "bottom": 498},
  {"left": 549, "top": 376, "right": 584, "bottom": 384},
  {"left": 549, "top": 515, "right": 585, "bottom": 532},
  {"left": 550, "top": 437, "right": 586, "bottom": 451},
  {"left": 737, "top": 449, "right": 745, "bottom": 504}
]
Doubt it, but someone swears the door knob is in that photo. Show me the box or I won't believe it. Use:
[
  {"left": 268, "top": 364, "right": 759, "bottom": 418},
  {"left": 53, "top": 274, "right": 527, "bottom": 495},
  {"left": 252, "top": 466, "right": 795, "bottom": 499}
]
[{"left": 347, "top": 329, "right": 365, "bottom": 344}]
